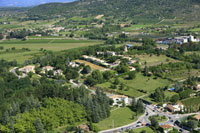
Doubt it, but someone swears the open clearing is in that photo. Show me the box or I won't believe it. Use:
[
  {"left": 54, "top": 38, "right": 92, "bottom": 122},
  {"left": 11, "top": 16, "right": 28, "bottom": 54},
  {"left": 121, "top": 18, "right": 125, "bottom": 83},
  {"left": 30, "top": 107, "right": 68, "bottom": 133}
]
[
  {"left": 134, "top": 54, "right": 178, "bottom": 67},
  {"left": 97, "top": 73, "right": 171, "bottom": 97},
  {"left": 95, "top": 107, "right": 138, "bottom": 131}
]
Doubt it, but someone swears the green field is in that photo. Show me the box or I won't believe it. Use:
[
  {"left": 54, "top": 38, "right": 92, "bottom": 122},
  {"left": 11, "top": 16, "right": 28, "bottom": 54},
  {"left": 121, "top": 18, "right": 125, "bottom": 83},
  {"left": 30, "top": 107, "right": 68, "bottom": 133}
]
[
  {"left": 167, "top": 69, "right": 200, "bottom": 81},
  {"left": 134, "top": 54, "right": 178, "bottom": 67},
  {"left": 132, "top": 127, "right": 154, "bottom": 133},
  {"left": 0, "top": 39, "right": 103, "bottom": 63},
  {"left": 94, "top": 107, "right": 138, "bottom": 131},
  {"left": 189, "top": 28, "right": 200, "bottom": 32},
  {"left": 97, "top": 73, "right": 171, "bottom": 97}
]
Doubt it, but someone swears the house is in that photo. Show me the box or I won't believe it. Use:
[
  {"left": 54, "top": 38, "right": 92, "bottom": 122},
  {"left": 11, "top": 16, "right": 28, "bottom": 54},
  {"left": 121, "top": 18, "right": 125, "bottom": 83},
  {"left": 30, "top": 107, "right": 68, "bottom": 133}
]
[
  {"left": 69, "top": 62, "right": 79, "bottom": 68},
  {"left": 129, "top": 66, "right": 136, "bottom": 71},
  {"left": 166, "top": 104, "right": 184, "bottom": 112},
  {"left": 160, "top": 124, "right": 173, "bottom": 133},
  {"left": 19, "top": 65, "right": 35, "bottom": 73},
  {"left": 107, "top": 51, "right": 116, "bottom": 56},
  {"left": 126, "top": 44, "right": 133, "bottom": 48},
  {"left": 77, "top": 124, "right": 90, "bottom": 132},
  {"left": 108, "top": 94, "right": 129, "bottom": 106},
  {"left": 193, "top": 114, "right": 200, "bottom": 121},
  {"left": 43, "top": 66, "right": 54, "bottom": 71},
  {"left": 53, "top": 69, "right": 63, "bottom": 76}
]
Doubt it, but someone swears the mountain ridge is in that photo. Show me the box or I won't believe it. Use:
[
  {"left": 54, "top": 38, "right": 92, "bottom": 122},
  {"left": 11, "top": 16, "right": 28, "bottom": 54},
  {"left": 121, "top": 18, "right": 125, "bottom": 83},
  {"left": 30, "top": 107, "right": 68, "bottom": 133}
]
[
  {"left": 0, "top": 0, "right": 75, "bottom": 7},
  {"left": 27, "top": 0, "right": 200, "bottom": 21}
]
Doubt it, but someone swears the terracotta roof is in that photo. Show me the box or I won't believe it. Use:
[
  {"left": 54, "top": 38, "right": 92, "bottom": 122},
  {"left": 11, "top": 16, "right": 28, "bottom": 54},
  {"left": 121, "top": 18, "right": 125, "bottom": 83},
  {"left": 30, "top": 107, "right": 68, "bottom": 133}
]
[
  {"left": 167, "top": 105, "right": 175, "bottom": 111},
  {"left": 194, "top": 114, "right": 200, "bottom": 120},
  {"left": 160, "top": 124, "right": 173, "bottom": 129}
]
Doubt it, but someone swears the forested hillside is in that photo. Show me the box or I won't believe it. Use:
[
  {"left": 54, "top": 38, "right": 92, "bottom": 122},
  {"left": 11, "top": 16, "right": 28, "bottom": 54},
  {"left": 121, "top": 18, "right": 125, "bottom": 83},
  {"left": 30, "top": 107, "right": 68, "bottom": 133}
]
[{"left": 28, "top": 0, "right": 200, "bottom": 21}]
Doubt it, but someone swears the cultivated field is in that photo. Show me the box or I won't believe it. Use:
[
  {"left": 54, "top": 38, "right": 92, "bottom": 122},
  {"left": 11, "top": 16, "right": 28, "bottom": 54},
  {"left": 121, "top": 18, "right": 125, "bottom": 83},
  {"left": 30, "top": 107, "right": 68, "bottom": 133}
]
[
  {"left": 75, "top": 59, "right": 106, "bottom": 71},
  {"left": 0, "top": 39, "right": 103, "bottom": 63},
  {"left": 181, "top": 97, "right": 200, "bottom": 112}
]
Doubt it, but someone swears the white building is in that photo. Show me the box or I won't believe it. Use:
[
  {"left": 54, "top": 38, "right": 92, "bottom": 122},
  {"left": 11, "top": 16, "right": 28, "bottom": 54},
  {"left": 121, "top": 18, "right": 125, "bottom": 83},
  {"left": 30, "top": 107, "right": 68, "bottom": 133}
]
[
  {"left": 108, "top": 94, "right": 129, "bottom": 106},
  {"left": 19, "top": 65, "right": 35, "bottom": 73},
  {"left": 107, "top": 51, "right": 116, "bottom": 56}
]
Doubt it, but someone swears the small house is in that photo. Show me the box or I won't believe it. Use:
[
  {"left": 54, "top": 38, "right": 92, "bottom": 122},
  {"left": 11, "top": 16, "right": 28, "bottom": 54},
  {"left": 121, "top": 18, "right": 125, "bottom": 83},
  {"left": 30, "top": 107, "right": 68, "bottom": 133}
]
[
  {"left": 160, "top": 124, "right": 173, "bottom": 133},
  {"left": 19, "top": 65, "right": 35, "bottom": 73},
  {"left": 108, "top": 94, "right": 129, "bottom": 106}
]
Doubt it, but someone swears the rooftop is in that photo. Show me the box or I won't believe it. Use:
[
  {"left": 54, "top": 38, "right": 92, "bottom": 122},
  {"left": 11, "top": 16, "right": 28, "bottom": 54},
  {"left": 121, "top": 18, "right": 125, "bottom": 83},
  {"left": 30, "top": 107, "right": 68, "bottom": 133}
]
[{"left": 160, "top": 124, "right": 173, "bottom": 129}]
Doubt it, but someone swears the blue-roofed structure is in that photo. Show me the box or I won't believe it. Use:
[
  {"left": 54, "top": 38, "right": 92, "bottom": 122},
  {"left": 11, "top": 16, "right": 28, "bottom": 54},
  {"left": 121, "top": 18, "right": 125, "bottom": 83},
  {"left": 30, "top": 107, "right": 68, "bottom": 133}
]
[
  {"left": 126, "top": 44, "right": 133, "bottom": 48},
  {"left": 168, "top": 88, "right": 175, "bottom": 91}
]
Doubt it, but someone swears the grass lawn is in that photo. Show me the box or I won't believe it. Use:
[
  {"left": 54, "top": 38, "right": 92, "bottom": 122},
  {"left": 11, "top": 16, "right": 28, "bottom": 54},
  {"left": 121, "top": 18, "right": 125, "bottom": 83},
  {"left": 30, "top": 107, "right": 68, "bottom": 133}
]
[
  {"left": 132, "top": 127, "right": 154, "bottom": 133},
  {"left": 97, "top": 73, "right": 171, "bottom": 98},
  {"left": 189, "top": 28, "right": 200, "bottom": 32},
  {"left": 0, "top": 39, "right": 102, "bottom": 63},
  {"left": 94, "top": 107, "right": 139, "bottom": 131},
  {"left": 134, "top": 54, "right": 178, "bottom": 67},
  {"left": 149, "top": 115, "right": 168, "bottom": 123}
]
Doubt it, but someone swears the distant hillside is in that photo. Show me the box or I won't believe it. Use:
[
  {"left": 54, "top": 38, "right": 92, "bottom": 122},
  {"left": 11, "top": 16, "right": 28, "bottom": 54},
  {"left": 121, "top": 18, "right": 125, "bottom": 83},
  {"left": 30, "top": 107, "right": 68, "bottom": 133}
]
[
  {"left": 28, "top": 0, "right": 200, "bottom": 21},
  {"left": 0, "top": 0, "right": 74, "bottom": 7}
]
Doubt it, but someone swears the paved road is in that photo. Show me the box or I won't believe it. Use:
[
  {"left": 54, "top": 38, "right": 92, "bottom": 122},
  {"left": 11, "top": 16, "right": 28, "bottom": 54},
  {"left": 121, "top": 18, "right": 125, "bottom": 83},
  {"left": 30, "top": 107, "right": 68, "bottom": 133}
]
[
  {"left": 10, "top": 67, "right": 26, "bottom": 79},
  {"left": 100, "top": 104, "right": 199, "bottom": 133}
]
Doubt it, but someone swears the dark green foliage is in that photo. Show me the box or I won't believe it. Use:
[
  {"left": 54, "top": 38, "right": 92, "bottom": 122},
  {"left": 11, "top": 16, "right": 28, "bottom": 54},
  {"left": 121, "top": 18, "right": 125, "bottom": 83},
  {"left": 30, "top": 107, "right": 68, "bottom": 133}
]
[
  {"left": 28, "top": 0, "right": 200, "bottom": 22},
  {"left": 152, "top": 88, "right": 165, "bottom": 103},
  {"left": 86, "top": 70, "right": 104, "bottom": 86},
  {"left": 131, "top": 99, "right": 145, "bottom": 114},
  {"left": 128, "top": 71, "right": 136, "bottom": 80},
  {"left": 0, "top": 33, "right": 3, "bottom": 40},
  {"left": 149, "top": 116, "right": 159, "bottom": 130},
  {"left": 81, "top": 65, "right": 92, "bottom": 74}
]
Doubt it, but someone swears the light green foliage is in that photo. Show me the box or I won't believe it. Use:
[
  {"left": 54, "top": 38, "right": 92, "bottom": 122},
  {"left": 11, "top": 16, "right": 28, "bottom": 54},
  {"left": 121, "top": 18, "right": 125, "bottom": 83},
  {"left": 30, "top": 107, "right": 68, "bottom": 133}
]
[{"left": 0, "top": 98, "right": 86, "bottom": 132}]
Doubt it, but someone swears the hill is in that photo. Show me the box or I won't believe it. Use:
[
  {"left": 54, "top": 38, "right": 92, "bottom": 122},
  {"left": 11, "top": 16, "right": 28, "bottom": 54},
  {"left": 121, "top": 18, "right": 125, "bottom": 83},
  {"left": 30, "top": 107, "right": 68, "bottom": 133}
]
[
  {"left": 28, "top": 0, "right": 200, "bottom": 21},
  {"left": 0, "top": 0, "right": 74, "bottom": 7}
]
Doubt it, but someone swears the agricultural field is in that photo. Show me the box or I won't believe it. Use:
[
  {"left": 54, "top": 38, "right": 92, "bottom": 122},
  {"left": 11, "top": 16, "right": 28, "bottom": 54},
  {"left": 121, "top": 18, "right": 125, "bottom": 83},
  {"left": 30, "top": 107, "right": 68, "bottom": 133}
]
[
  {"left": 134, "top": 54, "right": 178, "bottom": 67},
  {"left": 94, "top": 107, "right": 138, "bottom": 130},
  {"left": 0, "top": 39, "right": 103, "bottom": 63},
  {"left": 97, "top": 73, "right": 171, "bottom": 98},
  {"left": 75, "top": 59, "right": 106, "bottom": 71},
  {"left": 181, "top": 96, "right": 200, "bottom": 112},
  {"left": 167, "top": 69, "right": 200, "bottom": 81}
]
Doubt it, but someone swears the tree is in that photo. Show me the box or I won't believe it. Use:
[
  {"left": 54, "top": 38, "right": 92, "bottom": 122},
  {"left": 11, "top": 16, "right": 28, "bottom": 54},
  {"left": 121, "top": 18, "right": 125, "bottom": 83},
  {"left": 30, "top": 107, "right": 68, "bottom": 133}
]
[
  {"left": 81, "top": 65, "right": 91, "bottom": 74},
  {"left": 34, "top": 118, "right": 45, "bottom": 133},
  {"left": 153, "top": 88, "right": 165, "bottom": 103},
  {"left": 128, "top": 71, "right": 136, "bottom": 80},
  {"left": 114, "top": 78, "right": 120, "bottom": 85},
  {"left": 0, "top": 33, "right": 3, "bottom": 40},
  {"left": 170, "top": 94, "right": 180, "bottom": 103},
  {"left": 187, "top": 120, "right": 198, "bottom": 130},
  {"left": 150, "top": 116, "right": 159, "bottom": 129}
]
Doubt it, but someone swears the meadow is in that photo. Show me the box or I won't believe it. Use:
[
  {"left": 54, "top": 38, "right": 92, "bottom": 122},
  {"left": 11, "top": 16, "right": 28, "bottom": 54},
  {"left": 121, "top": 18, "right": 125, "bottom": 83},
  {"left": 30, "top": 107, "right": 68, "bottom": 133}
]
[
  {"left": 0, "top": 39, "right": 103, "bottom": 63},
  {"left": 95, "top": 107, "right": 138, "bottom": 130},
  {"left": 134, "top": 54, "right": 178, "bottom": 67},
  {"left": 97, "top": 73, "right": 171, "bottom": 98}
]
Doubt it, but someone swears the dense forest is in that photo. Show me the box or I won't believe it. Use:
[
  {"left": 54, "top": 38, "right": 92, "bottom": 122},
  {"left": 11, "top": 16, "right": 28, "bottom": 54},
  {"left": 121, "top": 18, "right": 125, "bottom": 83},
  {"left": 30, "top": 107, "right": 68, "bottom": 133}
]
[
  {"left": 0, "top": 52, "right": 111, "bottom": 132},
  {"left": 28, "top": 0, "right": 200, "bottom": 21}
]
